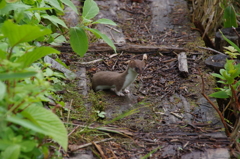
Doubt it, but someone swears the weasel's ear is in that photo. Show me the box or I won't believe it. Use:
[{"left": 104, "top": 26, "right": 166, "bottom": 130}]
[{"left": 128, "top": 60, "right": 135, "bottom": 67}]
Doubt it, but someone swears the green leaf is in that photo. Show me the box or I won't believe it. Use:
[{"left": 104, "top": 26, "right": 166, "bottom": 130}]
[
  {"left": 92, "top": 18, "right": 117, "bottom": 26},
  {"left": 0, "top": 0, "right": 6, "bottom": 9},
  {"left": 82, "top": 0, "right": 99, "bottom": 20},
  {"left": 26, "top": 7, "right": 53, "bottom": 11},
  {"left": 1, "top": 145, "right": 20, "bottom": 159},
  {"left": 0, "top": 81, "right": 6, "bottom": 100},
  {"left": 223, "top": 5, "right": 238, "bottom": 28},
  {"left": 45, "top": 68, "right": 53, "bottom": 76},
  {"left": 7, "top": 116, "right": 46, "bottom": 134},
  {"left": 0, "top": 50, "right": 7, "bottom": 59},
  {"left": 16, "top": 46, "right": 60, "bottom": 68},
  {"left": 69, "top": 27, "right": 88, "bottom": 57},
  {"left": 60, "top": 0, "right": 78, "bottom": 15},
  {"left": 22, "top": 105, "right": 68, "bottom": 150},
  {"left": 6, "top": 0, "right": 19, "bottom": 2},
  {"left": 41, "top": 14, "right": 68, "bottom": 28},
  {"left": 20, "top": 140, "right": 37, "bottom": 152},
  {"left": 0, "top": 3, "right": 31, "bottom": 15},
  {"left": 211, "top": 73, "right": 225, "bottom": 80},
  {"left": 45, "top": 0, "right": 63, "bottom": 12},
  {"left": 209, "top": 91, "right": 229, "bottom": 98},
  {"left": 1, "top": 21, "right": 51, "bottom": 47},
  {"left": 0, "top": 71, "right": 37, "bottom": 80},
  {"left": 87, "top": 28, "right": 116, "bottom": 52},
  {"left": 224, "top": 59, "right": 234, "bottom": 72}
]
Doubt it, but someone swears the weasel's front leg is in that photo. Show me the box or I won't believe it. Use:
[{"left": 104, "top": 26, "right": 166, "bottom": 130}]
[
  {"left": 116, "top": 91, "right": 125, "bottom": 96},
  {"left": 111, "top": 87, "right": 125, "bottom": 96},
  {"left": 124, "top": 87, "right": 130, "bottom": 94},
  {"left": 115, "top": 88, "right": 125, "bottom": 96}
]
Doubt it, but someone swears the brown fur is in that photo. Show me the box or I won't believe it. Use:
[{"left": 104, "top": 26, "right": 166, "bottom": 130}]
[{"left": 92, "top": 59, "right": 145, "bottom": 92}]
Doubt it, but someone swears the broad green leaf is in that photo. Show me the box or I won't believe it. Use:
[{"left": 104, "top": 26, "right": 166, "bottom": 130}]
[
  {"left": 7, "top": 116, "right": 45, "bottom": 133},
  {"left": 20, "top": 140, "right": 37, "bottom": 152},
  {"left": 0, "top": 139, "right": 14, "bottom": 150},
  {"left": 82, "top": 0, "right": 99, "bottom": 20},
  {"left": 0, "top": 0, "right": 6, "bottom": 9},
  {"left": 16, "top": 46, "right": 60, "bottom": 68},
  {"left": 0, "top": 50, "right": 7, "bottom": 59},
  {"left": 41, "top": 14, "right": 68, "bottom": 28},
  {"left": 92, "top": 18, "right": 117, "bottom": 26},
  {"left": 1, "top": 145, "right": 20, "bottom": 159},
  {"left": 0, "top": 81, "right": 6, "bottom": 100},
  {"left": 61, "top": 0, "right": 78, "bottom": 15},
  {"left": 1, "top": 21, "right": 51, "bottom": 47},
  {"left": 209, "top": 91, "right": 229, "bottom": 98},
  {"left": 223, "top": 5, "right": 238, "bottom": 28},
  {"left": 0, "top": 71, "right": 37, "bottom": 80},
  {"left": 22, "top": 105, "right": 68, "bottom": 150},
  {"left": 0, "top": 3, "right": 31, "bottom": 15},
  {"left": 69, "top": 27, "right": 88, "bottom": 57},
  {"left": 87, "top": 28, "right": 116, "bottom": 52},
  {"left": 45, "top": 0, "right": 63, "bottom": 12},
  {"left": 220, "top": 30, "right": 240, "bottom": 53}
]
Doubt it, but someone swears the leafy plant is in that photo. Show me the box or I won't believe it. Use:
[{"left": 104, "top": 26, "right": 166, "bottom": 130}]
[
  {"left": 208, "top": 32, "right": 240, "bottom": 153},
  {"left": 69, "top": 0, "right": 117, "bottom": 57},
  {"left": 223, "top": 46, "right": 240, "bottom": 59},
  {"left": 210, "top": 59, "right": 240, "bottom": 99},
  {"left": 220, "top": 1, "right": 238, "bottom": 28},
  {"left": 0, "top": 20, "right": 68, "bottom": 158}
]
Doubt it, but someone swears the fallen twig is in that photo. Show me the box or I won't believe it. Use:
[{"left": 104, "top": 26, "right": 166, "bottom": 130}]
[
  {"left": 74, "top": 59, "right": 103, "bottom": 65},
  {"left": 92, "top": 142, "right": 107, "bottom": 159},
  {"left": 170, "top": 112, "right": 183, "bottom": 119},
  {"left": 106, "top": 25, "right": 121, "bottom": 33},
  {"left": 68, "top": 138, "right": 114, "bottom": 151},
  {"left": 198, "top": 46, "right": 225, "bottom": 56},
  {"left": 68, "top": 125, "right": 81, "bottom": 137},
  {"left": 53, "top": 43, "right": 186, "bottom": 54}
]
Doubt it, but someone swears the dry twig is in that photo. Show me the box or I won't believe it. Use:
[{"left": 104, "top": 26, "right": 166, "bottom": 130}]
[
  {"left": 198, "top": 46, "right": 225, "bottom": 56},
  {"left": 68, "top": 138, "right": 114, "bottom": 151},
  {"left": 92, "top": 142, "right": 107, "bottom": 159}
]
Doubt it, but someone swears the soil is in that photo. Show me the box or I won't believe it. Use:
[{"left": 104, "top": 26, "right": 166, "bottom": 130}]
[{"left": 59, "top": 0, "right": 230, "bottom": 158}]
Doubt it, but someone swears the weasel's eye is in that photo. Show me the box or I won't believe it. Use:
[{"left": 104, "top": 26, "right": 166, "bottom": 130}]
[{"left": 135, "top": 67, "right": 141, "bottom": 73}]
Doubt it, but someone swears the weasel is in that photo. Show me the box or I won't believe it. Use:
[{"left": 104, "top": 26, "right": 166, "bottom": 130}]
[{"left": 92, "top": 56, "right": 146, "bottom": 96}]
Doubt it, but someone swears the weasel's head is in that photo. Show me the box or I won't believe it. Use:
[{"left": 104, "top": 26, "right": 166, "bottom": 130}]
[{"left": 128, "top": 60, "right": 145, "bottom": 74}]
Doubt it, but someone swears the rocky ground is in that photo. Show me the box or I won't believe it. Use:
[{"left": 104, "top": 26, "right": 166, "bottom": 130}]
[{"left": 59, "top": 0, "right": 231, "bottom": 158}]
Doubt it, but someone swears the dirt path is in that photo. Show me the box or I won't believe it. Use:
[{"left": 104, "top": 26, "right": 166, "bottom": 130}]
[{"left": 61, "top": 0, "right": 230, "bottom": 158}]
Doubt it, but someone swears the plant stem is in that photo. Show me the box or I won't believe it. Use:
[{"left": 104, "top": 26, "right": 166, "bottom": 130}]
[{"left": 199, "top": 70, "right": 230, "bottom": 136}]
